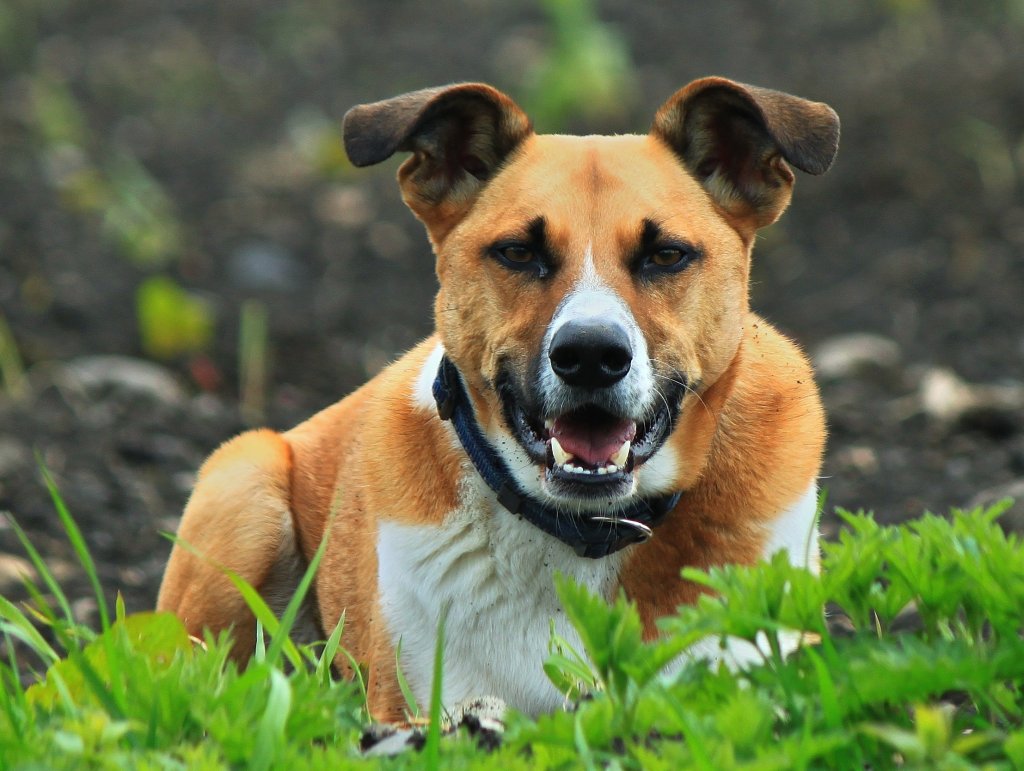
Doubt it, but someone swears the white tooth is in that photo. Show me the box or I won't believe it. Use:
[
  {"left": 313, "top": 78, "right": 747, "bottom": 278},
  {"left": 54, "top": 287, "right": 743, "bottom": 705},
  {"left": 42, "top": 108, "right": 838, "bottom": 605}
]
[
  {"left": 544, "top": 418, "right": 554, "bottom": 430},
  {"left": 596, "top": 467, "right": 608, "bottom": 475},
  {"left": 562, "top": 463, "right": 575, "bottom": 473},
  {"left": 551, "top": 437, "right": 572, "bottom": 466},
  {"left": 611, "top": 441, "right": 631, "bottom": 468},
  {"left": 606, "top": 464, "right": 618, "bottom": 474}
]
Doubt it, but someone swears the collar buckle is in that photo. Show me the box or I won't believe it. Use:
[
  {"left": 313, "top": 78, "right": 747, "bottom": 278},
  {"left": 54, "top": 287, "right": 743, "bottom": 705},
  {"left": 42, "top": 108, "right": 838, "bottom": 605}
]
[{"left": 589, "top": 515, "right": 653, "bottom": 543}]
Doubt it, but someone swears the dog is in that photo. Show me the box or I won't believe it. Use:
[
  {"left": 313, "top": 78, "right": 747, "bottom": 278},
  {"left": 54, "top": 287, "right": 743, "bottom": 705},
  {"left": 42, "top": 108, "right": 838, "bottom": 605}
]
[{"left": 157, "top": 77, "right": 839, "bottom": 721}]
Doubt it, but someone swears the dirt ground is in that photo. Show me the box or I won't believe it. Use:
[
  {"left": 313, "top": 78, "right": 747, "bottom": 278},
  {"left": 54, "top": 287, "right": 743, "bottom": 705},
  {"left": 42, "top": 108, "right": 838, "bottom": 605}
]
[{"left": 1, "top": 0, "right": 1023, "bottom": 626}]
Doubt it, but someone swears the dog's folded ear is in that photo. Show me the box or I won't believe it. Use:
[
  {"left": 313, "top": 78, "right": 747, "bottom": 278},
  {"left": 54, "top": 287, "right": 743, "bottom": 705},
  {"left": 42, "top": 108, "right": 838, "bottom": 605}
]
[
  {"left": 343, "top": 84, "right": 532, "bottom": 235},
  {"left": 652, "top": 77, "right": 839, "bottom": 232}
]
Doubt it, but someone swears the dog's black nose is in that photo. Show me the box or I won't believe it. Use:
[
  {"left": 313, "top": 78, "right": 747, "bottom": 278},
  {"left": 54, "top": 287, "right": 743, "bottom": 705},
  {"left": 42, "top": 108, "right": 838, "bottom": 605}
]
[{"left": 549, "top": 320, "right": 633, "bottom": 388}]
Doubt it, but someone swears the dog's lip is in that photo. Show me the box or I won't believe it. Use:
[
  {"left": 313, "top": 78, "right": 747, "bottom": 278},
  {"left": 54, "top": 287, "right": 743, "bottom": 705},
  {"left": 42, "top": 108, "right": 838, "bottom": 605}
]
[{"left": 499, "top": 384, "right": 673, "bottom": 477}]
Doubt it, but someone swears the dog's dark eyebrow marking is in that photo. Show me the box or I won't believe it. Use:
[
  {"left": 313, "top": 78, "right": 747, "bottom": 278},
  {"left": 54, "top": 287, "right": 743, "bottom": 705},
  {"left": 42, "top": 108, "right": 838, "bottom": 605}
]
[
  {"left": 487, "top": 216, "right": 549, "bottom": 253},
  {"left": 639, "top": 218, "right": 661, "bottom": 249},
  {"left": 526, "top": 216, "right": 547, "bottom": 249}
]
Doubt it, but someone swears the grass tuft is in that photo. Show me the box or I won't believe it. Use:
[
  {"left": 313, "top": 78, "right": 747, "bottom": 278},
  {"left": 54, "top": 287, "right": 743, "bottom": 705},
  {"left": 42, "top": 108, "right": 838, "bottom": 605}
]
[{"left": 1, "top": 473, "right": 1022, "bottom": 767}]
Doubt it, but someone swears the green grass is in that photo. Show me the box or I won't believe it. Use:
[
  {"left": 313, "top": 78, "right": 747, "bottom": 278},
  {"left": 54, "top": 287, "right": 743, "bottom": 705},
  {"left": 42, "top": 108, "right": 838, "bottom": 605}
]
[{"left": 2, "top": 484, "right": 1023, "bottom": 768}]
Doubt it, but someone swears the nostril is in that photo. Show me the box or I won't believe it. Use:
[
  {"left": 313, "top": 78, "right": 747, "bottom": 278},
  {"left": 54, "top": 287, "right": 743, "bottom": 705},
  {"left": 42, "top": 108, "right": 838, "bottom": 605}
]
[
  {"left": 601, "top": 349, "right": 632, "bottom": 377},
  {"left": 550, "top": 348, "right": 581, "bottom": 377}
]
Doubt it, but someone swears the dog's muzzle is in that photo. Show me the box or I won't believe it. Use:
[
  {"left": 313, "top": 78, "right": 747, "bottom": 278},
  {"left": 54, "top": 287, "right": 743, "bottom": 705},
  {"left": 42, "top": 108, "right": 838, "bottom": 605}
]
[{"left": 432, "top": 355, "right": 682, "bottom": 558}]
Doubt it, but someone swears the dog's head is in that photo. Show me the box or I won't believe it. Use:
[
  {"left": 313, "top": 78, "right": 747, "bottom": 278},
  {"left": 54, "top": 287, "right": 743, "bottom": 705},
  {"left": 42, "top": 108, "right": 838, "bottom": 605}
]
[{"left": 343, "top": 79, "right": 838, "bottom": 512}]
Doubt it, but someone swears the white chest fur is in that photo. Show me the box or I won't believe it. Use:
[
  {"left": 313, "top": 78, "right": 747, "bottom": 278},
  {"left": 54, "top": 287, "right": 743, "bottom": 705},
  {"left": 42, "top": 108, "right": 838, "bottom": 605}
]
[{"left": 376, "top": 476, "right": 624, "bottom": 715}]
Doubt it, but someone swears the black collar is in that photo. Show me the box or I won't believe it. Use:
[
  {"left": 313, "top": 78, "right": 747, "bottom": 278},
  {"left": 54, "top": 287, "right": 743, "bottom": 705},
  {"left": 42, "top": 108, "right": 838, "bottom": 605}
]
[{"left": 432, "top": 355, "right": 681, "bottom": 559}]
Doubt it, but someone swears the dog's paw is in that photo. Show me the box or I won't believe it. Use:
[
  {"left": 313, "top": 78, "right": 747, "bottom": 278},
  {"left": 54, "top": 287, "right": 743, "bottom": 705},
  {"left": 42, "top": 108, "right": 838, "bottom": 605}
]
[{"left": 359, "top": 695, "right": 507, "bottom": 757}]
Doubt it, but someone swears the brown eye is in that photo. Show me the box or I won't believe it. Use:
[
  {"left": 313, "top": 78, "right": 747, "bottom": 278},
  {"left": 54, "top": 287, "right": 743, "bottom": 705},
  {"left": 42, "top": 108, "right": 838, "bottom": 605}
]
[
  {"left": 500, "top": 246, "right": 534, "bottom": 263},
  {"left": 651, "top": 248, "right": 683, "bottom": 267},
  {"left": 489, "top": 242, "right": 549, "bottom": 277},
  {"left": 635, "top": 242, "right": 700, "bottom": 279}
]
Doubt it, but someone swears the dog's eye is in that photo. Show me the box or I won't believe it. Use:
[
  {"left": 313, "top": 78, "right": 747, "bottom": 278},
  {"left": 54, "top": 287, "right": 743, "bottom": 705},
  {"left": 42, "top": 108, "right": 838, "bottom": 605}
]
[
  {"left": 651, "top": 248, "right": 684, "bottom": 267},
  {"left": 636, "top": 243, "right": 700, "bottom": 279},
  {"left": 500, "top": 246, "right": 535, "bottom": 264},
  {"left": 490, "top": 243, "right": 549, "bottom": 277}
]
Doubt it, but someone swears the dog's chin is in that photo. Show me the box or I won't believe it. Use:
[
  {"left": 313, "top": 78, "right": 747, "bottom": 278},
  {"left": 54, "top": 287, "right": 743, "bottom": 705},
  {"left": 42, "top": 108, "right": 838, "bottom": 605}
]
[{"left": 498, "top": 381, "right": 678, "bottom": 504}]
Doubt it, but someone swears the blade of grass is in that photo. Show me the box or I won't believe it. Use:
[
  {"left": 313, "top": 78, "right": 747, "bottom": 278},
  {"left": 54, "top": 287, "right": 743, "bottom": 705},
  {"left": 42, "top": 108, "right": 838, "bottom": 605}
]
[
  {"left": 0, "top": 309, "right": 28, "bottom": 401},
  {"left": 395, "top": 637, "right": 420, "bottom": 720},
  {"left": 239, "top": 299, "right": 268, "bottom": 426},
  {"left": 332, "top": 644, "right": 370, "bottom": 720},
  {"left": 663, "top": 690, "right": 716, "bottom": 771},
  {"left": 1, "top": 639, "right": 28, "bottom": 741},
  {"left": 222, "top": 569, "right": 304, "bottom": 670},
  {"left": 572, "top": 709, "right": 597, "bottom": 769},
  {"left": 164, "top": 533, "right": 305, "bottom": 671},
  {"left": 251, "top": 668, "right": 291, "bottom": 771},
  {"left": 264, "top": 524, "right": 332, "bottom": 669},
  {"left": 254, "top": 620, "right": 266, "bottom": 664},
  {"left": 3, "top": 512, "right": 75, "bottom": 629},
  {"left": 312, "top": 611, "right": 370, "bottom": 720},
  {"left": 315, "top": 610, "right": 345, "bottom": 685},
  {"left": 36, "top": 462, "right": 132, "bottom": 720},
  {"left": 38, "top": 460, "right": 110, "bottom": 631},
  {"left": 422, "top": 604, "right": 449, "bottom": 770},
  {"left": 0, "top": 595, "right": 59, "bottom": 665},
  {"left": 145, "top": 693, "right": 160, "bottom": 750},
  {"left": 805, "top": 646, "right": 841, "bottom": 729},
  {"left": 48, "top": 621, "right": 125, "bottom": 719},
  {"left": 807, "top": 487, "right": 828, "bottom": 569}
]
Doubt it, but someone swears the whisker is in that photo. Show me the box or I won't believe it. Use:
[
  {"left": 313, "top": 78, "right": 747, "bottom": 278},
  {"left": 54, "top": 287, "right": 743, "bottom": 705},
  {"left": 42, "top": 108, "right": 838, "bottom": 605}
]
[{"left": 647, "top": 358, "right": 714, "bottom": 419}]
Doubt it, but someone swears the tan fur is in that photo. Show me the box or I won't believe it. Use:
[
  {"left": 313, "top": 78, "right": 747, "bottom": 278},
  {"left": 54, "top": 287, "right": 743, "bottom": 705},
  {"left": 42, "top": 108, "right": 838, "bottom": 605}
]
[{"left": 158, "top": 78, "right": 837, "bottom": 721}]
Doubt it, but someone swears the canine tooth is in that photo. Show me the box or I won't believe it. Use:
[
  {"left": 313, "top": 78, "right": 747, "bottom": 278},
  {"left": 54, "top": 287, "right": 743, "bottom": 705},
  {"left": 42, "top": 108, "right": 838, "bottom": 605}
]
[
  {"left": 611, "top": 441, "right": 630, "bottom": 468},
  {"left": 550, "top": 437, "right": 572, "bottom": 466},
  {"left": 544, "top": 418, "right": 554, "bottom": 430}
]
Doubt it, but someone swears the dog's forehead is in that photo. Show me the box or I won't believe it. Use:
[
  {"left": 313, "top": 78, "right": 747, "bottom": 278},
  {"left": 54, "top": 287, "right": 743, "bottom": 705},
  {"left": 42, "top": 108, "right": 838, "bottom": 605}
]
[
  {"left": 469, "top": 133, "right": 726, "bottom": 252},
  {"left": 506, "top": 134, "right": 695, "bottom": 196}
]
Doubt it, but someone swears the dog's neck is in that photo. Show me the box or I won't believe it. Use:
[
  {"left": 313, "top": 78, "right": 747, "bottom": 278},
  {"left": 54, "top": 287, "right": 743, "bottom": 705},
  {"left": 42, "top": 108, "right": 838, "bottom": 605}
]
[{"left": 431, "top": 354, "right": 682, "bottom": 558}]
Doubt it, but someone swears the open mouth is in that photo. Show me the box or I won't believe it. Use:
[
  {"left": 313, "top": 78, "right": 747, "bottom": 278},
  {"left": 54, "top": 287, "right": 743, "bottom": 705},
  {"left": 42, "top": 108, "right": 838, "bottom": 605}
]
[{"left": 499, "top": 381, "right": 677, "bottom": 495}]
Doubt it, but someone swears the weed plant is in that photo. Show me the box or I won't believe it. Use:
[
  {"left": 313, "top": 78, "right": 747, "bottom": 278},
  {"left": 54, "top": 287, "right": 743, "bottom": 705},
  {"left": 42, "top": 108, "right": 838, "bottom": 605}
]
[{"left": 1, "top": 482, "right": 1022, "bottom": 768}]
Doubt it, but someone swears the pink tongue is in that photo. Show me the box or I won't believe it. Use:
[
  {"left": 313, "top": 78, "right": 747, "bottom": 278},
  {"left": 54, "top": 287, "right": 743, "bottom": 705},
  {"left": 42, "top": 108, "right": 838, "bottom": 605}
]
[{"left": 550, "top": 416, "right": 637, "bottom": 467}]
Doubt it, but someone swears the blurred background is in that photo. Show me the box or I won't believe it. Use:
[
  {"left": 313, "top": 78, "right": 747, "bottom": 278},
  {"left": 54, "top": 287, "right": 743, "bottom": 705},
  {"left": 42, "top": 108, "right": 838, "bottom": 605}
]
[{"left": 1, "top": 0, "right": 1022, "bottom": 621}]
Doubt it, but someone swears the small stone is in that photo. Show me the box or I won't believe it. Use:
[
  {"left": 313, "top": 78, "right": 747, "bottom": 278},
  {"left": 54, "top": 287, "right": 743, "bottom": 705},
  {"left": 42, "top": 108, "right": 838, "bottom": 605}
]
[
  {"left": 227, "top": 241, "right": 303, "bottom": 292},
  {"left": 72, "top": 596, "right": 98, "bottom": 624},
  {"left": 366, "top": 221, "right": 412, "bottom": 263},
  {"left": 0, "top": 437, "right": 28, "bottom": 478},
  {"left": 833, "top": 445, "right": 879, "bottom": 475},
  {"left": 0, "top": 553, "right": 36, "bottom": 591},
  {"left": 315, "top": 185, "right": 373, "bottom": 228},
  {"left": 61, "top": 356, "right": 186, "bottom": 405},
  {"left": 813, "top": 334, "right": 901, "bottom": 380},
  {"left": 919, "top": 368, "right": 1024, "bottom": 434}
]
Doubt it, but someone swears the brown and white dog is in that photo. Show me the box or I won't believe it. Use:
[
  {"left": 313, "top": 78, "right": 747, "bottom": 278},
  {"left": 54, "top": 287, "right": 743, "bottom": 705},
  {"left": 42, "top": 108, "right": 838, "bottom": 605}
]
[{"left": 157, "top": 78, "right": 839, "bottom": 721}]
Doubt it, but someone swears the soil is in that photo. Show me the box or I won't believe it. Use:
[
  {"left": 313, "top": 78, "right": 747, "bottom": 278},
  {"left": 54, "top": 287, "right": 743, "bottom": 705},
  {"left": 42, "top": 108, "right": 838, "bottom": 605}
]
[{"left": 1, "top": 1, "right": 1022, "bottom": 632}]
